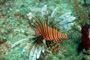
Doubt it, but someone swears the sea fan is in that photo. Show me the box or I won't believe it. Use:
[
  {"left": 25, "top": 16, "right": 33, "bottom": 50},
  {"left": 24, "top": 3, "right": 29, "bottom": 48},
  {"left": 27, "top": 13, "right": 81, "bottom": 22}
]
[{"left": 12, "top": 5, "right": 76, "bottom": 60}]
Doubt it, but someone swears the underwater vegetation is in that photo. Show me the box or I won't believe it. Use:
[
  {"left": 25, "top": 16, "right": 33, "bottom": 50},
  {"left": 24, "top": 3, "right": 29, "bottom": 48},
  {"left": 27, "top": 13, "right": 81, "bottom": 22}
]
[{"left": 0, "top": 0, "right": 90, "bottom": 60}]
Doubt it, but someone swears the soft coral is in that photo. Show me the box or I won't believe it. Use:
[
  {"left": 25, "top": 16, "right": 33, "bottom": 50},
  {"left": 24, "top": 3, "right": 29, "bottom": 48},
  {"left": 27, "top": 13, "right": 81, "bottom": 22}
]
[{"left": 81, "top": 24, "right": 90, "bottom": 50}]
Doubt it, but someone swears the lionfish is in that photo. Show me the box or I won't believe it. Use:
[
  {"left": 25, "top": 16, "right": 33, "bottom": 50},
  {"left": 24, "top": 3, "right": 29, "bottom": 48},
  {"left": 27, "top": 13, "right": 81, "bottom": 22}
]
[{"left": 12, "top": 5, "right": 76, "bottom": 60}]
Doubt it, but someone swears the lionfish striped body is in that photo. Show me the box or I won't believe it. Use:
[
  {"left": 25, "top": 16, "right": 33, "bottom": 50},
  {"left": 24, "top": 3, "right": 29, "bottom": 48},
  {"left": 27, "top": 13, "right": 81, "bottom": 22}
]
[
  {"left": 35, "top": 20, "right": 67, "bottom": 42},
  {"left": 28, "top": 15, "right": 68, "bottom": 56}
]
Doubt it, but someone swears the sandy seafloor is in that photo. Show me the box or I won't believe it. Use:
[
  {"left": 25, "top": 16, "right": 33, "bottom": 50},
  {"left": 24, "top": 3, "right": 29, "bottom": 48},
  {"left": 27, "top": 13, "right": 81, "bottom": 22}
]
[{"left": 0, "top": 0, "right": 90, "bottom": 60}]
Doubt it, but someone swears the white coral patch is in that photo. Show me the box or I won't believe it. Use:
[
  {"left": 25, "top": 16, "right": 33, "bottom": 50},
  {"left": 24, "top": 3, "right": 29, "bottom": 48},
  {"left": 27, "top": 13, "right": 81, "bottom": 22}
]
[
  {"left": 14, "top": 29, "right": 24, "bottom": 33},
  {"left": 27, "top": 12, "right": 33, "bottom": 20},
  {"left": 14, "top": 29, "right": 34, "bottom": 35}
]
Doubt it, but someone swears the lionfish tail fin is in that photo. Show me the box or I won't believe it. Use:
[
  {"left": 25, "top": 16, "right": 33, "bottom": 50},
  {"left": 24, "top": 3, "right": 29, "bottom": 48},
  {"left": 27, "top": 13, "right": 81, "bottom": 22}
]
[{"left": 61, "top": 33, "right": 68, "bottom": 39}]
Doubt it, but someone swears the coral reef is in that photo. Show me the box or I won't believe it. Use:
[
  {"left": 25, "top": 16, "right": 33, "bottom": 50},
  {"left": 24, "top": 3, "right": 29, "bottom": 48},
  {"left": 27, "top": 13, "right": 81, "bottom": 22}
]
[{"left": 0, "top": 0, "right": 90, "bottom": 60}]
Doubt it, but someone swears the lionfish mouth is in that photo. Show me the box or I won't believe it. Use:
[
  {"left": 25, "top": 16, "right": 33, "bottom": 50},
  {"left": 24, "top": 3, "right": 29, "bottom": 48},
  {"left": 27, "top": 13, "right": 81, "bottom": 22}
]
[{"left": 12, "top": 5, "right": 76, "bottom": 60}]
